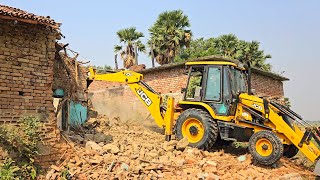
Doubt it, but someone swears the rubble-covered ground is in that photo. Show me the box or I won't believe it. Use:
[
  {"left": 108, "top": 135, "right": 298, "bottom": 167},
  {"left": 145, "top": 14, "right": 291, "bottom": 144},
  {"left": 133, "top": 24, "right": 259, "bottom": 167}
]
[{"left": 45, "top": 115, "right": 315, "bottom": 180}]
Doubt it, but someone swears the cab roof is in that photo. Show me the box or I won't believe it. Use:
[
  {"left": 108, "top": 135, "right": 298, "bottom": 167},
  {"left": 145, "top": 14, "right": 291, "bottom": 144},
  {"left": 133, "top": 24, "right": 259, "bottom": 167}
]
[
  {"left": 185, "top": 61, "right": 238, "bottom": 66},
  {"left": 185, "top": 55, "right": 242, "bottom": 64},
  {"left": 185, "top": 56, "right": 245, "bottom": 70}
]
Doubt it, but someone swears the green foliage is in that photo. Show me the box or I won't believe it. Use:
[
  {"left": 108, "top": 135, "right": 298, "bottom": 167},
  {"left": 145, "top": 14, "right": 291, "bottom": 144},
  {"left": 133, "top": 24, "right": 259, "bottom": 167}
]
[
  {"left": 186, "top": 76, "right": 202, "bottom": 99},
  {"left": 0, "top": 158, "right": 20, "bottom": 180},
  {"left": 161, "top": 95, "right": 169, "bottom": 108},
  {"left": 0, "top": 116, "right": 41, "bottom": 159},
  {"left": 17, "top": 163, "right": 38, "bottom": 180},
  {"left": 148, "top": 10, "right": 192, "bottom": 65},
  {"left": 114, "top": 27, "right": 145, "bottom": 68},
  {"left": 92, "top": 65, "right": 113, "bottom": 73},
  {"left": 60, "top": 166, "right": 71, "bottom": 180},
  {"left": 233, "top": 142, "right": 248, "bottom": 149},
  {"left": 284, "top": 97, "right": 291, "bottom": 108},
  {"left": 174, "top": 38, "right": 218, "bottom": 62},
  {"left": 0, "top": 116, "right": 42, "bottom": 179},
  {"left": 176, "top": 34, "right": 272, "bottom": 71}
]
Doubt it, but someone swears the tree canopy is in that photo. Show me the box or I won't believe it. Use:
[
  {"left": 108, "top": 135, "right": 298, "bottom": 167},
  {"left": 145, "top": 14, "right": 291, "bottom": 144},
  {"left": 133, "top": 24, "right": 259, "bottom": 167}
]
[
  {"left": 114, "top": 27, "right": 145, "bottom": 69},
  {"left": 148, "top": 10, "right": 192, "bottom": 65},
  {"left": 111, "top": 11, "right": 272, "bottom": 72},
  {"left": 175, "top": 34, "right": 272, "bottom": 71},
  {"left": 92, "top": 65, "right": 113, "bottom": 73}
]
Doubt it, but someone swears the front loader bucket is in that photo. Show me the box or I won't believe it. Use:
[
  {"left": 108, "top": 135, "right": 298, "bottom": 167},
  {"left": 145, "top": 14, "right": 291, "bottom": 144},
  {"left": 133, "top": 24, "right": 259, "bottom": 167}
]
[{"left": 314, "top": 159, "right": 320, "bottom": 176}]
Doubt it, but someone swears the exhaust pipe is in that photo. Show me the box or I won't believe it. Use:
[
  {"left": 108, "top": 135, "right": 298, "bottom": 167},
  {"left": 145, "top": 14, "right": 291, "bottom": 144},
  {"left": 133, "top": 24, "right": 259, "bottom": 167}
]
[{"left": 246, "top": 62, "right": 252, "bottom": 95}]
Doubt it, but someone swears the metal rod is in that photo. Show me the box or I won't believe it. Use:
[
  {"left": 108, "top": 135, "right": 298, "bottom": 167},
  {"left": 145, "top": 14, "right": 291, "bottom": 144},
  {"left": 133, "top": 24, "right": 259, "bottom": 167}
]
[
  {"left": 140, "top": 80, "right": 158, "bottom": 95},
  {"left": 247, "top": 62, "right": 252, "bottom": 95}
]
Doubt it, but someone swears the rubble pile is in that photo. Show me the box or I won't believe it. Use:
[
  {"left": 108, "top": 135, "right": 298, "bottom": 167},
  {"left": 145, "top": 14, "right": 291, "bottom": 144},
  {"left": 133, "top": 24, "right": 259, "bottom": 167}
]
[{"left": 45, "top": 115, "right": 315, "bottom": 179}]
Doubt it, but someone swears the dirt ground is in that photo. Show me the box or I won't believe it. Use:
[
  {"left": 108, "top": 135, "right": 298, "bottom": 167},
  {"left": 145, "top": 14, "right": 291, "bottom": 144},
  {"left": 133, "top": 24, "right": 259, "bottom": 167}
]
[{"left": 44, "top": 115, "right": 316, "bottom": 180}]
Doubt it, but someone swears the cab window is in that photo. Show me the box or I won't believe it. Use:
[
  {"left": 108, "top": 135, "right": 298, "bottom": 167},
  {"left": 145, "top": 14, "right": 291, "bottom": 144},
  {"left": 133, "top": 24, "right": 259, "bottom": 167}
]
[
  {"left": 185, "top": 67, "right": 204, "bottom": 101},
  {"left": 230, "top": 68, "right": 247, "bottom": 95},
  {"left": 205, "top": 67, "right": 221, "bottom": 101}
]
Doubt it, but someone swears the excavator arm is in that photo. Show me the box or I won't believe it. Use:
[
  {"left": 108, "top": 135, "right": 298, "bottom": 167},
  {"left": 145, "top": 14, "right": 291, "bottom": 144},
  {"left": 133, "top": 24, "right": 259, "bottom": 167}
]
[{"left": 87, "top": 67, "right": 174, "bottom": 140}]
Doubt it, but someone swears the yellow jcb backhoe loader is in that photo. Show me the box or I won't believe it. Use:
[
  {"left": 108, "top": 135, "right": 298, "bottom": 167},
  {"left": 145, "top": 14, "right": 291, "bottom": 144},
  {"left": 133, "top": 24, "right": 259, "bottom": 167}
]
[{"left": 87, "top": 56, "right": 320, "bottom": 175}]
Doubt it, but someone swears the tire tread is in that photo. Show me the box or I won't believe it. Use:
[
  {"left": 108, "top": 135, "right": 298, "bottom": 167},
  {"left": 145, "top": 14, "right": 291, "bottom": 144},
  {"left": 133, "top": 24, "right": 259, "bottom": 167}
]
[
  {"left": 176, "top": 108, "right": 218, "bottom": 150},
  {"left": 248, "top": 130, "right": 284, "bottom": 165}
]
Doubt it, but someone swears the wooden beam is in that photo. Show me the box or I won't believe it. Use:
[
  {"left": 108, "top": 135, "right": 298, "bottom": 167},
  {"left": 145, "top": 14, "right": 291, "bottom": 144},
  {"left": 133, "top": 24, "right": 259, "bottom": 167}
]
[{"left": 75, "top": 61, "right": 78, "bottom": 85}]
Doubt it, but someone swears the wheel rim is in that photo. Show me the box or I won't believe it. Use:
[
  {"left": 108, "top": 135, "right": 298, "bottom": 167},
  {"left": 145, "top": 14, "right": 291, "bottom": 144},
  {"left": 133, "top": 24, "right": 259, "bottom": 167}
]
[
  {"left": 256, "top": 138, "right": 273, "bottom": 157},
  {"left": 182, "top": 118, "right": 204, "bottom": 143}
]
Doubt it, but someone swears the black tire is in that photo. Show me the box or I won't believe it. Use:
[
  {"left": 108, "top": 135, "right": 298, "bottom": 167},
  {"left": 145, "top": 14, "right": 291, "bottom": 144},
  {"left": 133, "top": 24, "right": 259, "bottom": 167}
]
[
  {"left": 283, "top": 144, "right": 299, "bottom": 158},
  {"left": 248, "top": 130, "right": 284, "bottom": 165},
  {"left": 175, "top": 108, "right": 218, "bottom": 150}
]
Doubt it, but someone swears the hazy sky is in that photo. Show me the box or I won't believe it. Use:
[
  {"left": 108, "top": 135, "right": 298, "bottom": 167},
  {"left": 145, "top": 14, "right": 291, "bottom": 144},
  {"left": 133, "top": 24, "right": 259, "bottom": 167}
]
[{"left": 2, "top": 0, "right": 320, "bottom": 121}]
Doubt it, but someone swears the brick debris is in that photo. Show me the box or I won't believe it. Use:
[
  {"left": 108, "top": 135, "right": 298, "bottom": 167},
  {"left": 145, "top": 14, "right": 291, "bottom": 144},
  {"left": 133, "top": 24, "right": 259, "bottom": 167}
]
[{"left": 43, "top": 115, "right": 314, "bottom": 180}]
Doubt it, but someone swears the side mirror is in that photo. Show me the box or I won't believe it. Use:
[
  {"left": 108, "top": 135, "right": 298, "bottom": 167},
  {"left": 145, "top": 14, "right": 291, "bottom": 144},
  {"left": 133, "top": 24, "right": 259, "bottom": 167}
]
[
  {"left": 251, "top": 88, "right": 256, "bottom": 94},
  {"left": 181, "top": 88, "right": 186, "bottom": 93}
]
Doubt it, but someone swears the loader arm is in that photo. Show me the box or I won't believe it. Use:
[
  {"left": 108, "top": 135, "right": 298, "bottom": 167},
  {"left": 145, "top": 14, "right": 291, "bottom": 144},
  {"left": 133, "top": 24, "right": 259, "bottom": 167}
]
[
  {"left": 238, "top": 93, "right": 320, "bottom": 167},
  {"left": 87, "top": 67, "right": 174, "bottom": 140}
]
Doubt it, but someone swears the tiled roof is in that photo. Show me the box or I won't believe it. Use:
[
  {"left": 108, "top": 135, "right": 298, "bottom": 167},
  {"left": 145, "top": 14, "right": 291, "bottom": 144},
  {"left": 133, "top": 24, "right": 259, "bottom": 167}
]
[{"left": 0, "top": 5, "right": 59, "bottom": 28}]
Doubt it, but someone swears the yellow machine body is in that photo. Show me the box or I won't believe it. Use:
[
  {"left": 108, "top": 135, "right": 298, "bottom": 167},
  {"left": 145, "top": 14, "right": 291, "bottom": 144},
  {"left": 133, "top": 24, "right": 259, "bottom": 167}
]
[
  {"left": 235, "top": 93, "right": 320, "bottom": 162},
  {"left": 87, "top": 58, "right": 320, "bottom": 174}
]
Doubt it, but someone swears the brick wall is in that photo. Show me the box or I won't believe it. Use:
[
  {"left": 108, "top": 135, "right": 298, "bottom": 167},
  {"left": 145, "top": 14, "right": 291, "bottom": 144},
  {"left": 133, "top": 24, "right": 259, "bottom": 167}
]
[
  {"left": 89, "top": 68, "right": 188, "bottom": 94},
  {"left": 53, "top": 58, "right": 72, "bottom": 94},
  {"left": 143, "top": 68, "right": 188, "bottom": 94},
  {"left": 88, "top": 65, "right": 285, "bottom": 121},
  {"left": 0, "top": 18, "right": 61, "bottom": 143},
  {"left": 251, "top": 72, "right": 284, "bottom": 97},
  {"left": 35, "top": 139, "right": 74, "bottom": 169}
]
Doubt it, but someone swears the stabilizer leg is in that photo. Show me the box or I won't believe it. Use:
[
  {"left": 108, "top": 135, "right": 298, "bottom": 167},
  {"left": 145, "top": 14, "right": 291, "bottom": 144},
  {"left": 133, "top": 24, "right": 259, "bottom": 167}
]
[{"left": 164, "top": 97, "right": 174, "bottom": 141}]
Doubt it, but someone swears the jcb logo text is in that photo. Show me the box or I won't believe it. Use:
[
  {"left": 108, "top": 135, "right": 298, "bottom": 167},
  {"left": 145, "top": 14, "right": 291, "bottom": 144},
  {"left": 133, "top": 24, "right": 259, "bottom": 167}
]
[{"left": 137, "top": 89, "right": 152, "bottom": 106}]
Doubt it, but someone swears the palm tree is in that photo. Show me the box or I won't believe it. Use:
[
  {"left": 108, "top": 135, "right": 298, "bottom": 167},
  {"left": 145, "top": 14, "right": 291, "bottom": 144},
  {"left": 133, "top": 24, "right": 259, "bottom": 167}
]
[
  {"left": 174, "top": 34, "right": 272, "bottom": 71},
  {"left": 149, "top": 10, "right": 192, "bottom": 65},
  {"left": 114, "top": 27, "right": 146, "bottom": 69},
  {"left": 215, "top": 34, "right": 239, "bottom": 58},
  {"left": 176, "top": 37, "right": 220, "bottom": 61},
  {"left": 237, "top": 40, "right": 272, "bottom": 71},
  {"left": 149, "top": 42, "right": 156, "bottom": 68},
  {"left": 114, "top": 54, "right": 119, "bottom": 70},
  {"left": 214, "top": 34, "right": 272, "bottom": 71}
]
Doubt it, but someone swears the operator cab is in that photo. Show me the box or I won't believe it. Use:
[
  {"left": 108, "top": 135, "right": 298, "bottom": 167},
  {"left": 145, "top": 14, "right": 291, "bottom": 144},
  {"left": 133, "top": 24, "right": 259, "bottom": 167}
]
[{"left": 183, "top": 61, "right": 247, "bottom": 116}]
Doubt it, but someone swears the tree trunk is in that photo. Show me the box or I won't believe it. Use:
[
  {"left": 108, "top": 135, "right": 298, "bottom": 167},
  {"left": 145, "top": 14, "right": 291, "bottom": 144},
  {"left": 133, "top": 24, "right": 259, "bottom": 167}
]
[
  {"left": 170, "top": 57, "right": 174, "bottom": 64},
  {"left": 150, "top": 44, "right": 155, "bottom": 68},
  {"left": 170, "top": 49, "right": 175, "bottom": 64},
  {"left": 134, "top": 43, "right": 138, "bottom": 65},
  {"left": 114, "top": 54, "right": 118, "bottom": 70}
]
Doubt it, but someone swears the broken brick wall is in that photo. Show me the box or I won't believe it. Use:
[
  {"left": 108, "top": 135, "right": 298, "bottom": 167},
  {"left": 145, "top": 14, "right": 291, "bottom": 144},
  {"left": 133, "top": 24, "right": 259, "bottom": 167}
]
[
  {"left": 0, "top": 18, "right": 66, "bottom": 166},
  {"left": 53, "top": 57, "right": 72, "bottom": 94},
  {"left": 52, "top": 55, "right": 88, "bottom": 100},
  {"left": 0, "top": 18, "right": 61, "bottom": 142},
  {"left": 88, "top": 66, "right": 285, "bottom": 122}
]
